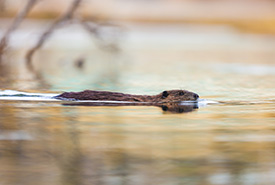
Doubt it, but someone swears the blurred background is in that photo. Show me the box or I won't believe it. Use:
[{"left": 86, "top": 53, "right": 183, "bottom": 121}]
[
  {"left": 0, "top": 1, "right": 275, "bottom": 185},
  {"left": 0, "top": 0, "right": 274, "bottom": 92}
]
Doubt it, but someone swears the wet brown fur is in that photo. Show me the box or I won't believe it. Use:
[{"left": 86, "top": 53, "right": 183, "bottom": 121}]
[{"left": 55, "top": 89, "right": 199, "bottom": 103}]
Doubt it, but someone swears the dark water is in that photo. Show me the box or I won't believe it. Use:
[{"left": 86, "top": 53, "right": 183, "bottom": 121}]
[{"left": 0, "top": 22, "right": 275, "bottom": 185}]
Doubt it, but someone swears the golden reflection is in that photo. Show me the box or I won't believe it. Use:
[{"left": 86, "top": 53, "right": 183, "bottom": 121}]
[{"left": 0, "top": 103, "right": 275, "bottom": 184}]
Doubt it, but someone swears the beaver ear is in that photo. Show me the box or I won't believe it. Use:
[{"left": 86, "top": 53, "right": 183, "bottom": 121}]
[{"left": 162, "top": 91, "right": 169, "bottom": 98}]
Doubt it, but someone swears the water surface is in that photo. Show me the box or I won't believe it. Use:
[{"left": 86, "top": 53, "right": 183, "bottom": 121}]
[{"left": 0, "top": 22, "right": 275, "bottom": 185}]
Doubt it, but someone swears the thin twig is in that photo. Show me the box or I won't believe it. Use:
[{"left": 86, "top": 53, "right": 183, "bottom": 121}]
[
  {"left": 0, "top": 0, "right": 38, "bottom": 62},
  {"left": 25, "top": 0, "right": 82, "bottom": 71},
  {"left": 79, "top": 19, "right": 122, "bottom": 52}
]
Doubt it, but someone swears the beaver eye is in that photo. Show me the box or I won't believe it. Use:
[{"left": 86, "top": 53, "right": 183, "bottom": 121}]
[
  {"left": 162, "top": 91, "right": 169, "bottom": 98},
  {"left": 179, "top": 91, "right": 185, "bottom": 96}
]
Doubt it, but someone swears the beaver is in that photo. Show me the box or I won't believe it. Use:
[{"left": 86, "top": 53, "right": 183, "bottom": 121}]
[{"left": 55, "top": 89, "right": 199, "bottom": 103}]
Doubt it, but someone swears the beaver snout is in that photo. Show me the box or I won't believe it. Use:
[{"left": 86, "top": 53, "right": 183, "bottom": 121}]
[{"left": 193, "top": 94, "right": 199, "bottom": 100}]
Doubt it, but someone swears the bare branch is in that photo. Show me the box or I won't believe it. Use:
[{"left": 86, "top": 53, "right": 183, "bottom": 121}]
[
  {"left": 0, "top": 0, "right": 39, "bottom": 62},
  {"left": 25, "top": 0, "right": 82, "bottom": 71}
]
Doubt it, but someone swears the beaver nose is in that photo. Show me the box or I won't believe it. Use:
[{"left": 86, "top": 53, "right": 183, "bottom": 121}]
[{"left": 193, "top": 94, "right": 199, "bottom": 100}]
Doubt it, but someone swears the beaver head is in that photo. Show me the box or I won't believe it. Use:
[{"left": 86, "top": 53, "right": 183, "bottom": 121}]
[{"left": 155, "top": 90, "right": 199, "bottom": 103}]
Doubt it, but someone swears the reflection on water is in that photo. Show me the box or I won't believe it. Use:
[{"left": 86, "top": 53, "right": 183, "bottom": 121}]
[
  {"left": 0, "top": 100, "right": 274, "bottom": 185},
  {"left": 62, "top": 101, "right": 199, "bottom": 114},
  {"left": 0, "top": 23, "right": 275, "bottom": 185}
]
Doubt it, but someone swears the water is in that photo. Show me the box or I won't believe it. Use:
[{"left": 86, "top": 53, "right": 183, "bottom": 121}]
[{"left": 0, "top": 22, "right": 275, "bottom": 185}]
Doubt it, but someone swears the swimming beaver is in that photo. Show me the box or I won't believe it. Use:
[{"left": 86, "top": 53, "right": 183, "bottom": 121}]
[{"left": 55, "top": 89, "right": 199, "bottom": 103}]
